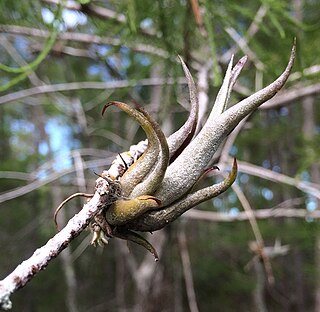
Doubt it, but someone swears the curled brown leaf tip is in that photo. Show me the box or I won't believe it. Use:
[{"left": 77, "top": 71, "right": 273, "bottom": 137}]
[
  {"left": 54, "top": 193, "right": 94, "bottom": 230},
  {"left": 101, "top": 102, "right": 112, "bottom": 116},
  {"left": 207, "top": 165, "right": 220, "bottom": 172}
]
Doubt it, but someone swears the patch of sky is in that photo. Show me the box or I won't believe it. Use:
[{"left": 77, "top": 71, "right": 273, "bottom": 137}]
[
  {"left": 261, "top": 187, "right": 273, "bottom": 200},
  {"left": 120, "top": 46, "right": 130, "bottom": 55},
  {"left": 42, "top": 7, "right": 87, "bottom": 29},
  {"left": 87, "top": 64, "right": 112, "bottom": 81},
  {"left": 239, "top": 173, "right": 249, "bottom": 184},
  {"left": 140, "top": 18, "right": 153, "bottom": 29},
  {"left": 38, "top": 141, "right": 49, "bottom": 155},
  {"left": 120, "top": 55, "right": 131, "bottom": 69},
  {"left": 300, "top": 170, "right": 310, "bottom": 182},
  {"left": 106, "top": 56, "right": 120, "bottom": 70},
  {"left": 14, "top": 37, "right": 32, "bottom": 60},
  {"left": 228, "top": 207, "right": 240, "bottom": 217},
  {"left": 305, "top": 216, "right": 314, "bottom": 223},
  {"left": 45, "top": 119, "right": 73, "bottom": 172},
  {"left": 42, "top": 8, "right": 54, "bottom": 24},
  {"left": 62, "top": 9, "right": 87, "bottom": 28},
  {"left": 279, "top": 107, "right": 289, "bottom": 116},
  {"left": 306, "top": 197, "right": 318, "bottom": 211},
  {"left": 272, "top": 165, "right": 281, "bottom": 173},
  {"left": 10, "top": 119, "right": 35, "bottom": 133},
  {"left": 134, "top": 53, "right": 151, "bottom": 66},
  {"left": 229, "top": 145, "right": 238, "bottom": 156},
  {"left": 212, "top": 197, "right": 223, "bottom": 209},
  {"left": 9, "top": 120, "right": 35, "bottom": 161},
  {"left": 96, "top": 45, "right": 112, "bottom": 57},
  {"left": 228, "top": 192, "right": 238, "bottom": 203},
  {"left": 262, "top": 159, "right": 271, "bottom": 169},
  {"left": 88, "top": 64, "right": 101, "bottom": 76}
]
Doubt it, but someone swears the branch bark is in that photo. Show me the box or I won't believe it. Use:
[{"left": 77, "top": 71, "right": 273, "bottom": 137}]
[
  {"left": 261, "top": 82, "right": 320, "bottom": 110},
  {"left": 0, "top": 77, "right": 187, "bottom": 106},
  {"left": 183, "top": 207, "right": 320, "bottom": 221},
  {"left": 0, "top": 25, "right": 167, "bottom": 58}
]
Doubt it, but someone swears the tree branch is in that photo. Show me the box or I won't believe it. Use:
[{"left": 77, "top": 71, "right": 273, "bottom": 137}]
[
  {"left": 183, "top": 207, "right": 319, "bottom": 221},
  {"left": 237, "top": 159, "right": 320, "bottom": 199},
  {"left": 41, "top": 0, "right": 156, "bottom": 36},
  {"left": 261, "top": 82, "right": 320, "bottom": 110},
  {"left": 0, "top": 77, "right": 187, "bottom": 105},
  {"left": 0, "top": 184, "right": 109, "bottom": 310},
  {"left": 0, "top": 155, "right": 114, "bottom": 204},
  {"left": 0, "top": 25, "right": 167, "bottom": 58},
  {"left": 178, "top": 225, "right": 200, "bottom": 312}
]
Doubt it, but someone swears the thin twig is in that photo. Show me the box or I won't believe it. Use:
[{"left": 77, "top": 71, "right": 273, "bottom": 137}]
[
  {"left": 54, "top": 193, "right": 94, "bottom": 230},
  {"left": 41, "top": 0, "right": 156, "bottom": 36},
  {"left": 177, "top": 225, "right": 200, "bottom": 312},
  {"left": 0, "top": 25, "right": 167, "bottom": 58},
  {"left": 261, "top": 82, "right": 320, "bottom": 110},
  {"left": 224, "top": 27, "right": 264, "bottom": 71},
  {"left": 0, "top": 157, "right": 113, "bottom": 204},
  {"left": 221, "top": 4, "right": 268, "bottom": 63},
  {"left": 184, "top": 207, "right": 319, "bottom": 221},
  {"left": 231, "top": 183, "right": 275, "bottom": 285},
  {"left": 237, "top": 159, "right": 320, "bottom": 199},
  {"left": 0, "top": 77, "right": 187, "bottom": 105}
]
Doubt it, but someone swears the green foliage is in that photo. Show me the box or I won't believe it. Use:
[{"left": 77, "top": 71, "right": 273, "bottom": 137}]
[{"left": 0, "top": 1, "right": 63, "bottom": 92}]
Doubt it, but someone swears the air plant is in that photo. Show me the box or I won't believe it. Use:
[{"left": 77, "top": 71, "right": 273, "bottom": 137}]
[
  {"left": 0, "top": 43, "right": 295, "bottom": 310},
  {"left": 58, "top": 44, "right": 295, "bottom": 260}
]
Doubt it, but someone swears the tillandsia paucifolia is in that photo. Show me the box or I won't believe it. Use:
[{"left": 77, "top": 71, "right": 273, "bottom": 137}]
[{"left": 55, "top": 43, "right": 296, "bottom": 260}]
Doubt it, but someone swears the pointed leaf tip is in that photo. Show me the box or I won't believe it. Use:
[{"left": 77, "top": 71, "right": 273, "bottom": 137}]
[
  {"left": 167, "top": 55, "right": 199, "bottom": 162},
  {"left": 102, "top": 102, "right": 117, "bottom": 116},
  {"left": 232, "top": 158, "right": 238, "bottom": 175}
]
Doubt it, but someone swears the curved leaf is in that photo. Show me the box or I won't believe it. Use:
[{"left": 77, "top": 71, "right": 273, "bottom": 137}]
[
  {"left": 102, "top": 101, "right": 160, "bottom": 197},
  {"left": 127, "top": 159, "right": 237, "bottom": 232},
  {"left": 105, "top": 195, "right": 161, "bottom": 225},
  {"left": 155, "top": 43, "right": 296, "bottom": 206},
  {"left": 167, "top": 56, "right": 199, "bottom": 162},
  {"left": 130, "top": 105, "right": 169, "bottom": 197}
]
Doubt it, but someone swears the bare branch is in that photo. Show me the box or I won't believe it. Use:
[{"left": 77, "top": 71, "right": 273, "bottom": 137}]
[
  {"left": 178, "top": 225, "right": 200, "bottom": 312},
  {"left": 0, "top": 171, "right": 32, "bottom": 181},
  {"left": 0, "top": 155, "right": 114, "bottom": 204},
  {"left": 224, "top": 27, "right": 264, "bottom": 70},
  {"left": 31, "top": 43, "right": 93, "bottom": 59},
  {"left": 231, "top": 183, "right": 274, "bottom": 284},
  {"left": 0, "top": 35, "right": 43, "bottom": 86},
  {"left": 0, "top": 25, "right": 167, "bottom": 58},
  {"left": 0, "top": 77, "right": 187, "bottom": 105},
  {"left": 237, "top": 159, "right": 320, "bottom": 199},
  {"left": 41, "top": 0, "right": 156, "bottom": 36},
  {"left": 261, "top": 82, "right": 320, "bottom": 110},
  {"left": 221, "top": 4, "right": 268, "bottom": 63},
  {"left": 289, "top": 64, "right": 320, "bottom": 81},
  {"left": 183, "top": 207, "right": 319, "bottom": 221}
]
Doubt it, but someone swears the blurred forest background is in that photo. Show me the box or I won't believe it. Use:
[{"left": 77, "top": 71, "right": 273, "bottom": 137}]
[{"left": 0, "top": 0, "right": 320, "bottom": 311}]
